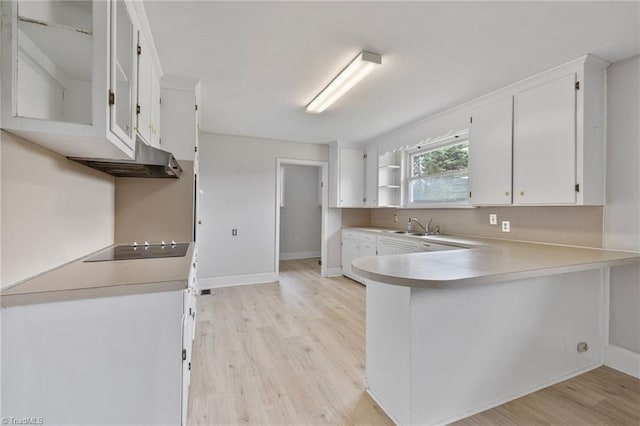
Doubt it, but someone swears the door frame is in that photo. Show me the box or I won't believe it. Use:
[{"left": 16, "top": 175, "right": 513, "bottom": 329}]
[{"left": 275, "top": 158, "right": 328, "bottom": 277}]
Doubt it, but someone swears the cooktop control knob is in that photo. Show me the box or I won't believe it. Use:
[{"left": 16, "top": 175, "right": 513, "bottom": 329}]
[
  {"left": 144, "top": 241, "right": 149, "bottom": 248},
  {"left": 161, "top": 241, "right": 166, "bottom": 247},
  {"left": 171, "top": 240, "right": 177, "bottom": 246},
  {"left": 132, "top": 241, "right": 138, "bottom": 247}
]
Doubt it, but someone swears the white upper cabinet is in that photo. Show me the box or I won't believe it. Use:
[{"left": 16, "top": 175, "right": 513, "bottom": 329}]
[
  {"left": 150, "top": 66, "right": 161, "bottom": 147},
  {"left": 329, "top": 143, "right": 366, "bottom": 207},
  {"left": 514, "top": 73, "right": 577, "bottom": 204},
  {"left": 160, "top": 84, "right": 199, "bottom": 162},
  {"left": 135, "top": 27, "right": 162, "bottom": 148},
  {"left": 469, "top": 96, "right": 513, "bottom": 205},
  {"left": 511, "top": 56, "right": 607, "bottom": 205},
  {"left": 330, "top": 143, "right": 395, "bottom": 208},
  {"left": 109, "top": 0, "right": 135, "bottom": 148},
  {"left": 0, "top": 0, "right": 157, "bottom": 160},
  {"left": 338, "top": 147, "right": 365, "bottom": 207},
  {"left": 466, "top": 55, "right": 607, "bottom": 206},
  {"left": 365, "top": 146, "right": 379, "bottom": 207},
  {"left": 136, "top": 31, "right": 152, "bottom": 145}
]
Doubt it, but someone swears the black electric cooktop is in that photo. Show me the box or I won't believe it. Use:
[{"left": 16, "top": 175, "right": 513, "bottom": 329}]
[{"left": 84, "top": 243, "right": 190, "bottom": 262}]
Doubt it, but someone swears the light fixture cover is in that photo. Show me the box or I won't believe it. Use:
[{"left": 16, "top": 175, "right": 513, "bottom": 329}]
[{"left": 306, "top": 51, "right": 382, "bottom": 113}]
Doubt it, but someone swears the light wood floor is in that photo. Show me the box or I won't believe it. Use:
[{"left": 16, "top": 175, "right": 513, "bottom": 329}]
[
  {"left": 187, "top": 258, "right": 393, "bottom": 425},
  {"left": 188, "top": 258, "right": 640, "bottom": 425}
]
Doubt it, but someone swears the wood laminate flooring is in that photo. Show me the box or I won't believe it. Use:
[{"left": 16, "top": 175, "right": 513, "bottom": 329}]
[
  {"left": 188, "top": 258, "right": 640, "bottom": 425},
  {"left": 187, "top": 258, "right": 392, "bottom": 425}
]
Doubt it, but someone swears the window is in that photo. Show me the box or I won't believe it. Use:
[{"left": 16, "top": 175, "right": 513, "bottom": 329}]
[{"left": 407, "top": 138, "right": 469, "bottom": 205}]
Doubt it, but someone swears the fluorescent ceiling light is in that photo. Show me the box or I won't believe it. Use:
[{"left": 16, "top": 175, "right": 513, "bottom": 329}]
[{"left": 306, "top": 51, "right": 382, "bottom": 114}]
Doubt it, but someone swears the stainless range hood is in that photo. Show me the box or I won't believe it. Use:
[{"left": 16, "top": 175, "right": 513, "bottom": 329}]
[{"left": 68, "top": 142, "right": 183, "bottom": 178}]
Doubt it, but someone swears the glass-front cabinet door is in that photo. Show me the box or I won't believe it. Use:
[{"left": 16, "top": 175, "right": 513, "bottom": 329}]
[
  {"left": 0, "top": 0, "right": 137, "bottom": 159},
  {"left": 110, "top": 0, "right": 135, "bottom": 147},
  {"left": 14, "top": 0, "right": 93, "bottom": 124}
]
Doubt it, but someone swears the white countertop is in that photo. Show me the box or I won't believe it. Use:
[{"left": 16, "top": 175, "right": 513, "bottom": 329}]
[
  {"left": 348, "top": 228, "right": 640, "bottom": 288},
  {"left": 1, "top": 243, "right": 195, "bottom": 307}
]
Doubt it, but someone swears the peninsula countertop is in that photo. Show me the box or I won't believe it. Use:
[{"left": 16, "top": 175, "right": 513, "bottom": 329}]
[
  {"left": 1, "top": 242, "right": 195, "bottom": 307},
  {"left": 348, "top": 228, "right": 640, "bottom": 288}
]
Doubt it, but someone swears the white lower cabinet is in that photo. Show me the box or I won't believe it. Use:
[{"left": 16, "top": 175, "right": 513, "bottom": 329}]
[
  {"left": 342, "top": 230, "right": 461, "bottom": 283},
  {"left": 342, "top": 230, "right": 378, "bottom": 284},
  {"left": 342, "top": 235, "right": 361, "bottom": 279},
  {"left": 377, "top": 236, "right": 421, "bottom": 255},
  {"left": 1, "top": 256, "right": 198, "bottom": 425}
]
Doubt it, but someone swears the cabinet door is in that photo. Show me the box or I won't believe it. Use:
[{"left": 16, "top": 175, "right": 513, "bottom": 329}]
[
  {"left": 342, "top": 238, "right": 360, "bottom": 276},
  {"left": 181, "top": 313, "right": 190, "bottom": 426},
  {"left": 136, "top": 31, "right": 152, "bottom": 144},
  {"left": 514, "top": 73, "right": 577, "bottom": 204},
  {"left": 161, "top": 88, "right": 197, "bottom": 161},
  {"left": 469, "top": 97, "right": 513, "bottom": 205},
  {"left": 360, "top": 241, "right": 377, "bottom": 257},
  {"left": 339, "top": 148, "right": 365, "bottom": 207},
  {"left": 12, "top": 0, "right": 93, "bottom": 125},
  {"left": 365, "top": 146, "right": 378, "bottom": 207},
  {"left": 150, "top": 66, "right": 161, "bottom": 147},
  {"left": 110, "top": 0, "right": 136, "bottom": 147}
]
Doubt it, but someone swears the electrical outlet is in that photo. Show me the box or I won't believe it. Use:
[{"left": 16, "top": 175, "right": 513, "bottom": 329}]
[
  {"left": 489, "top": 214, "right": 497, "bottom": 225},
  {"left": 501, "top": 221, "right": 510, "bottom": 232},
  {"left": 393, "top": 214, "right": 399, "bottom": 223}
]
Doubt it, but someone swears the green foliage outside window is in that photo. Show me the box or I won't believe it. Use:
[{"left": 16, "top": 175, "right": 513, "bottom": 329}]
[
  {"left": 412, "top": 143, "right": 469, "bottom": 177},
  {"left": 409, "top": 141, "right": 469, "bottom": 203}
]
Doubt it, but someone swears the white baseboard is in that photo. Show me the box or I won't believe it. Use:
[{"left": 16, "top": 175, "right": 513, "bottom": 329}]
[
  {"left": 326, "top": 267, "right": 343, "bottom": 277},
  {"left": 198, "top": 272, "right": 278, "bottom": 289},
  {"left": 604, "top": 344, "right": 640, "bottom": 378},
  {"left": 279, "top": 251, "right": 321, "bottom": 260}
]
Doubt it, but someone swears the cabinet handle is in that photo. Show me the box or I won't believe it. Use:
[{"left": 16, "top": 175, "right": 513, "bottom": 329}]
[
  {"left": 520, "top": 191, "right": 524, "bottom": 196},
  {"left": 505, "top": 191, "right": 509, "bottom": 196}
]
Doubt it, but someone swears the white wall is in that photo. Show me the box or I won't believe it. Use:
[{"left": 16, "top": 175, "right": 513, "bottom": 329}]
[
  {"left": 279, "top": 165, "right": 321, "bottom": 259},
  {"left": 604, "top": 55, "right": 640, "bottom": 357},
  {"left": 198, "top": 132, "right": 330, "bottom": 287},
  {"left": 0, "top": 131, "right": 115, "bottom": 287}
]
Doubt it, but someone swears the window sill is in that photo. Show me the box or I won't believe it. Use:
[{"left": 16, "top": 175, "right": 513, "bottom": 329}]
[{"left": 402, "top": 202, "right": 476, "bottom": 209}]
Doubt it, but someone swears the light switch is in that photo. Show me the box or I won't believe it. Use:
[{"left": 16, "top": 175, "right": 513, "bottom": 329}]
[
  {"left": 501, "top": 221, "right": 510, "bottom": 232},
  {"left": 489, "top": 214, "right": 497, "bottom": 225}
]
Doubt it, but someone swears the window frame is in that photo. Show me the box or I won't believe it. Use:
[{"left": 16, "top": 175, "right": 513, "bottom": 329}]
[{"left": 404, "top": 133, "right": 471, "bottom": 208}]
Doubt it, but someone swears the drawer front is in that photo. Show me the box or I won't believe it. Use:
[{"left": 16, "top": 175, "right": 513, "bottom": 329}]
[
  {"left": 342, "top": 229, "right": 360, "bottom": 240},
  {"left": 361, "top": 233, "right": 377, "bottom": 243}
]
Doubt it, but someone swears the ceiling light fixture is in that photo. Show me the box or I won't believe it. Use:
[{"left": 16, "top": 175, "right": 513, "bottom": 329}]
[{"left": 306, "top": 50, "right": 382, "bottom": 114}]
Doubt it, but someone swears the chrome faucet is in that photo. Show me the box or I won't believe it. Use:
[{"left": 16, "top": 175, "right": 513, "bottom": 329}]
[
  {"left": 408, "top": 217, "right": 427, "bottom": 232},
  {"left": 426, "top": 218, "right": 441, "bottom": 235},
  {"left": 408, "top": 217, "right": 441, "bottom": 235}
]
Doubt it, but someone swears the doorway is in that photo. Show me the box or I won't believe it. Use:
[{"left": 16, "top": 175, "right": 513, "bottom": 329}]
[{"left": 275, "top": 159, "right": 328, "bottom": 277}]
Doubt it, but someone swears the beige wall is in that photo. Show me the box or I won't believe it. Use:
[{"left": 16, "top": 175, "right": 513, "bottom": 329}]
[
  {"left": 370, "top": 206, "right": 603, "bottom": 247},
  {"left": 115, "top": 161, "right": 194, "bottom": 244},
  {"left": 1, "top": 131, "right": 115, "bottom": 287},
  {"left": 341, "top": 209, "right": 371, "bottom": 228}
]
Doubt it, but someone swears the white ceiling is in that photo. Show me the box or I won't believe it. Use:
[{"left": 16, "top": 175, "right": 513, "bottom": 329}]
[{"left": 144, "top": 1, "right": 639, "bottom": 144}]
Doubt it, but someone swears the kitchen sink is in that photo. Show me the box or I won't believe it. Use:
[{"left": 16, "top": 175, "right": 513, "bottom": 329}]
[{"left": 389, "top": 230, "right": 429, "bottom": 236}]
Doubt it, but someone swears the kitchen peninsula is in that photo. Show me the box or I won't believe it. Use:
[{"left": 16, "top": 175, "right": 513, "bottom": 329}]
[{"left": 353, "top": 237, "right": 640, "bottom": 425}]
